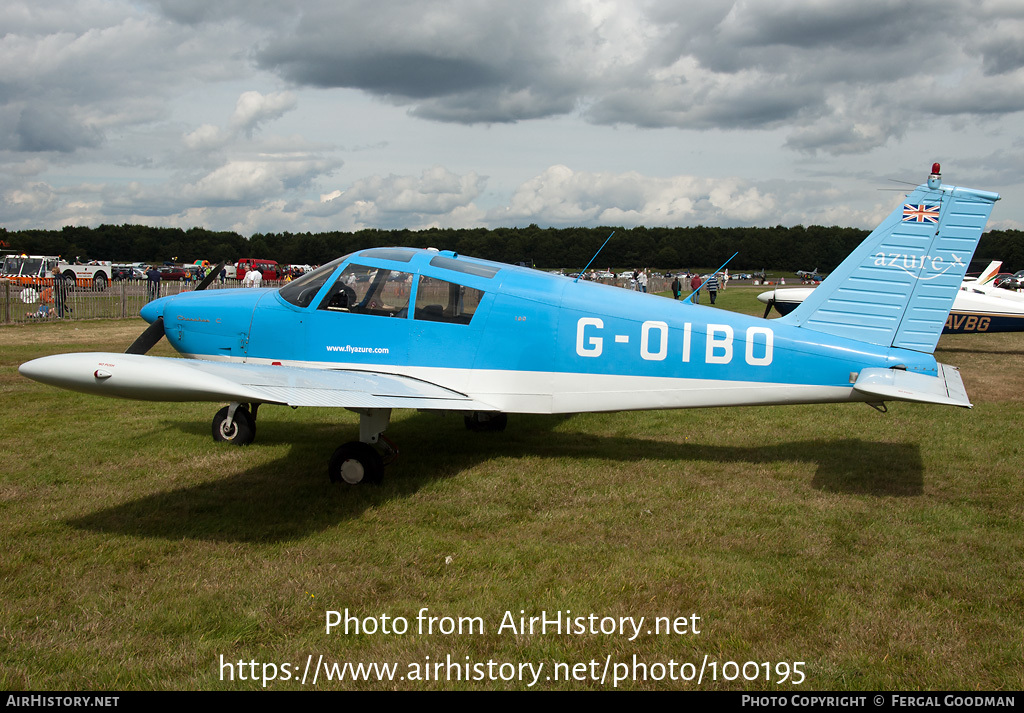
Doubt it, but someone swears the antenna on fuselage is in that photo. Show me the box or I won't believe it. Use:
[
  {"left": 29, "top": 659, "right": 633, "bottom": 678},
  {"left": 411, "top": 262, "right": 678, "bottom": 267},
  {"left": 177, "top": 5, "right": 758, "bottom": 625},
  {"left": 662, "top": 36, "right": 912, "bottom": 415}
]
[
  {"left": 575, "top": 231, "right": 616, "bottom": 283},
  {"left": 682, "top": 252, "right": 739, "bottom": 305}
]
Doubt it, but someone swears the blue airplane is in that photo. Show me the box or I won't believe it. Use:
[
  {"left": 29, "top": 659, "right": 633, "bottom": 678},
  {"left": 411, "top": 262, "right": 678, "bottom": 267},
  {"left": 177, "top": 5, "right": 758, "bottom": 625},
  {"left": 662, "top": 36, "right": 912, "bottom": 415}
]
[{"left": 19, "top": 165, "right": 1000, "bottom": 485}]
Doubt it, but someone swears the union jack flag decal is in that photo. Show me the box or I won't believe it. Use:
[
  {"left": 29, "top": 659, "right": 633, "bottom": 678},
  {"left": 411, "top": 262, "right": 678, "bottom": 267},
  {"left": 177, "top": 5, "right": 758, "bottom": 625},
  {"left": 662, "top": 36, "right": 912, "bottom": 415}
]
[{"left": 902, "top": 203, "right": 940, "bottom": 223}]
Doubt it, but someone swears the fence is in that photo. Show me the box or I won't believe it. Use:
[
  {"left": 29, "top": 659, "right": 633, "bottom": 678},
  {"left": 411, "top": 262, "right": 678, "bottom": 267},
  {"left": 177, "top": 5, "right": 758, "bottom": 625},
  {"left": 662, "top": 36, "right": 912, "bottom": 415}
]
[
  {"left": 0, "top": 278, "right": 268, "bottom": 325},
  {"left": 2, "top": 274, "right": 682, "bottom": 326}
]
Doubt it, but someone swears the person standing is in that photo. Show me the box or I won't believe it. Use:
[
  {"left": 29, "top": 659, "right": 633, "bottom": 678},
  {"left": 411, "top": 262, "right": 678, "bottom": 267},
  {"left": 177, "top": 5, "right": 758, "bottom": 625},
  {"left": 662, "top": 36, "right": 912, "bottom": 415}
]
[
  {"left": 638, "top": 269, "right": 649, "bottom": 294},
  {"left": 671, "top": 275, "right": 681, "bottom": 300},
  {"left": 146, "top": 266, "right": 161, "bottom": 301},
  {"left": 51, "top": 266, "right": 69, "bottom": 318},
  {"left": 706, "top": 273, "right": 720, "bottom": 305},
  {"left": 689, "top": 273, "right": 702, "bottom": 304},
  {"left": 243, "top": 268, "right": 262, "bottom": 288}
]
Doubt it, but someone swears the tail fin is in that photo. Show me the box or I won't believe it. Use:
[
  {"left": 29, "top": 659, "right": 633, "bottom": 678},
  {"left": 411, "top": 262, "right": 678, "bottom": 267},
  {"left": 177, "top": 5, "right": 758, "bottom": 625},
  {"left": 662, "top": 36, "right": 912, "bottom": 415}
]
[
  {"left": 973, "top": 260, "right": 1002, "bottom": 286},
  {"left": 780, "top": 166, "right": 999, "bottom": 354}
]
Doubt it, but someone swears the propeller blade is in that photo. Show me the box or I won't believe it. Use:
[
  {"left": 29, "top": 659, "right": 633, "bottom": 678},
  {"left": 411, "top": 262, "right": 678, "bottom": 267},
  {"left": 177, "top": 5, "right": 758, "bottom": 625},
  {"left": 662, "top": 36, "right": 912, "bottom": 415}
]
[
  {"left": 125, "top": 316, "right": 165, "bottom": 355},
  {"left": 195, "top": 262, "right": 225, "bottom": 291},
  {"left": 762, "top": 298, "right": 774, "bottom": 319}
]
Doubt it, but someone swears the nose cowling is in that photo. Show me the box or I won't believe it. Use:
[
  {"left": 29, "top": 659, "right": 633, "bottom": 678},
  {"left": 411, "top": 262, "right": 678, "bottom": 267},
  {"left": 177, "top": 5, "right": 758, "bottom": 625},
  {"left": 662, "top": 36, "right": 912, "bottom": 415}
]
[
  {"left": 140, "top": 295, "right": 172, "bottom": 324},
  {"left": 157, "top": 288, "right": 270, "bottom": 357}
]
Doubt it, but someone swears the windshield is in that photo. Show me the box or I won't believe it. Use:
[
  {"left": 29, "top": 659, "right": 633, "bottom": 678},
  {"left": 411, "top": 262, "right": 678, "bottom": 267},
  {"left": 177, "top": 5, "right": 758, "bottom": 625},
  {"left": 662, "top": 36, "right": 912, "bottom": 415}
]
[
  {"left": 22, "top": 258, "right": 44, "bottom": 277},
  {"left": 278, "top": 255, "right": 350, "bottom": 308},
  {"left": 2, "top": 256, "right": 25, "bottom": 276}
]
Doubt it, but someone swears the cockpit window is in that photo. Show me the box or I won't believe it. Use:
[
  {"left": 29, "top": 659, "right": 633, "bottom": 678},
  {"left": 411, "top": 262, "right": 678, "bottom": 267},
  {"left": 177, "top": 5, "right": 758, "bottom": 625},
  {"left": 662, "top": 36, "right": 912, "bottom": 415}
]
[
  {"left": 318, "top": 263, "right": 412, "bottom": 318},
  {"left": 414, "top": 276, "right": 485, "bottom": 325},
  {"left": 359, "top": 248, "right": 417, "bottom": 262},
  {"left": 428, "top": 255, "right": 499, "bottom": 279},
  {"left": 278, "top": 256, "right": 349, "bottom": 308}
]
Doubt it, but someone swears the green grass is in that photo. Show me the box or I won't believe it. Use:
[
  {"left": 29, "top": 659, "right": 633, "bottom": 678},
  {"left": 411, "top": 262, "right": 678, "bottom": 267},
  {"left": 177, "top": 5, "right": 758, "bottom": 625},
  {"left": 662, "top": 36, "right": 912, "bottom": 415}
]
[{"left": 1, "top": 312, "right": 1023, "bottom": 690}]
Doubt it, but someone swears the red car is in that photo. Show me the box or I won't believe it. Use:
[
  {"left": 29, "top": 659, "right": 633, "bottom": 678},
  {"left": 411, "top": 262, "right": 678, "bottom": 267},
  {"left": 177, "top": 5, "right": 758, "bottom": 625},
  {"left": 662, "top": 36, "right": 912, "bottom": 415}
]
[{"left": 159, "top": 266, "right": 190, "bottom": 281}]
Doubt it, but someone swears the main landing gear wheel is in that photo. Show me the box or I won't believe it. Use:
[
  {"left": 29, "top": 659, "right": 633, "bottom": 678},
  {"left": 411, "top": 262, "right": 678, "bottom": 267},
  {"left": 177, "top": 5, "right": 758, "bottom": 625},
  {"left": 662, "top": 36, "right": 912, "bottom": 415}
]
[
  {"left": 212, "top": 405, "right": 256, "bottom": 445},
  {"left": 464, "top": 411, "right": 508, "bottom": 432},
  {"left": 329, "top": 442, "right": 384, "bottom": 485}
]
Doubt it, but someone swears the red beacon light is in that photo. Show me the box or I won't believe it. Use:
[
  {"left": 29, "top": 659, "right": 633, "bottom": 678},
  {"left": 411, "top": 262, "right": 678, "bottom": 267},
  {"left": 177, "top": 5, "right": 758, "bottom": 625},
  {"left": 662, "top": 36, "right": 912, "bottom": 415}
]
[
  {"left": 928, "top": 163, "right": 942, "bottom": 189},
  {"left": 931, "top": 163, "right": 941, "bottom": 175}
]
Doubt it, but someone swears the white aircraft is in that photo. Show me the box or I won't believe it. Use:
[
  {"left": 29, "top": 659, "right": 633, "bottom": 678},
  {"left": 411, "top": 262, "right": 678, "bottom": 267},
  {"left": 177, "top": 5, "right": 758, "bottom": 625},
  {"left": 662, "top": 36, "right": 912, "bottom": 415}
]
[{"left": 759, "top": 259, "right": 1024, "bottom": 333}]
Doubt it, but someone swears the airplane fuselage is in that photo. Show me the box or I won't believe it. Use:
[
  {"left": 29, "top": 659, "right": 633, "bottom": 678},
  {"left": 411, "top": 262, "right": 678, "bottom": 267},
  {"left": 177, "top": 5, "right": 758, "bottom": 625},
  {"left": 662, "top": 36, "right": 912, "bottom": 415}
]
[{"left": 145, "top": 248, "right": 937, "bottom": 414}]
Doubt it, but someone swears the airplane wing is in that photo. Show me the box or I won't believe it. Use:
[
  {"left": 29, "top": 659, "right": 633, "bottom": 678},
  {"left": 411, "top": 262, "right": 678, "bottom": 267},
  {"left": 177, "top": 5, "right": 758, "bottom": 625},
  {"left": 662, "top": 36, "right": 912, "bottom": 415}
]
[{"left": 19, "top": 352, "right": 497, "bottom": 411}]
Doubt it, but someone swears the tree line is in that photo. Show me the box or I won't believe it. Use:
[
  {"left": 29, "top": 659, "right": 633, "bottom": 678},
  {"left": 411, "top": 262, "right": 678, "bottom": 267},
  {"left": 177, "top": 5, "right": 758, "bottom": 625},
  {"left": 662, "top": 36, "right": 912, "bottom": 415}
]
[{"left": 1, "top": 224, "right": 1020, "bottom": 273}]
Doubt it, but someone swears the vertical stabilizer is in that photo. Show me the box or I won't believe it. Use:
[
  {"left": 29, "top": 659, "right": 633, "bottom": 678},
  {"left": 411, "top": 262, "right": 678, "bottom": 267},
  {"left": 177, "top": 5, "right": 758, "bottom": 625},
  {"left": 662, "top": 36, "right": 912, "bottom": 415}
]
[
  {"left": 973, "top": 260, "right": 1003, "bottom": 286},
  {"left": 780, "top": 166, "right": 999, "bottom": 354}
]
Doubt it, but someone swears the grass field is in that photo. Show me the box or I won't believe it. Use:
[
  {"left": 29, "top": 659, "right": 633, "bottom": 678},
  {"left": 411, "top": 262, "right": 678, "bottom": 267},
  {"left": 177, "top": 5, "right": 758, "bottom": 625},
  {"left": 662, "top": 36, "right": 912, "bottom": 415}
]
[{"left": 1, "top": 286, "right": 1022, "bottom": 690}]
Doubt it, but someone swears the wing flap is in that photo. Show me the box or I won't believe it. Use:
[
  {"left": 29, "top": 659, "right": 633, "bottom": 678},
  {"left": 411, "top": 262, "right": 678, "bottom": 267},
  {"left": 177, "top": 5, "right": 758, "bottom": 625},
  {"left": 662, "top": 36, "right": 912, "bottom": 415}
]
[{"left": 853, "top": 363, "right": 971, "bottom": 408}]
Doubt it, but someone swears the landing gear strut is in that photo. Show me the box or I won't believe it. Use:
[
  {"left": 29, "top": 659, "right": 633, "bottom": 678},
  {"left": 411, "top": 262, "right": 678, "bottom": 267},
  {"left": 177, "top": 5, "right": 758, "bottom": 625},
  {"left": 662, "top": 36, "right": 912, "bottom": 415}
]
[{"left": 328, "top": 408, "right": 396, "bottom": 486}]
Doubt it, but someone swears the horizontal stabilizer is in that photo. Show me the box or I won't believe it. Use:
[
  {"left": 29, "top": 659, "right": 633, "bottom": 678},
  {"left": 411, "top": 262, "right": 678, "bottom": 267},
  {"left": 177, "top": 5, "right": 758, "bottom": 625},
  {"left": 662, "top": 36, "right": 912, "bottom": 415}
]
[{"left": 853, "top": 363, "right": 971, "bottom": 408}]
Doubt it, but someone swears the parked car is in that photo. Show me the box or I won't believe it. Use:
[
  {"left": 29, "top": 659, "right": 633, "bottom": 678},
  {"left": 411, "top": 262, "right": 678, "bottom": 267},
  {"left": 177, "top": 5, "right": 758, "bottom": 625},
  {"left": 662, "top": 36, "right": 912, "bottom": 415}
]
[
  {"left": 112, "top": 266, "right": 146, "bottom": 280},
  {"left": 159, "top": 266, "right": 190, "bottom": 281},
  {"left": 994, "top": 273, "right": 1024, "bottom": 290}
]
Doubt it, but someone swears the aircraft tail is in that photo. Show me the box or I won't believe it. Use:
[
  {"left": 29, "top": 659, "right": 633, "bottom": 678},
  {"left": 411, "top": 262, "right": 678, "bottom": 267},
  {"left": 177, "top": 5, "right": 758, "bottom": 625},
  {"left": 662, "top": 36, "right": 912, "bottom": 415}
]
[
  {"left": 779, "top": 166, "right": 999, "bottom": 354},
  {"left": 973, "top": 260, "right": 1002, "bottom": 285}
]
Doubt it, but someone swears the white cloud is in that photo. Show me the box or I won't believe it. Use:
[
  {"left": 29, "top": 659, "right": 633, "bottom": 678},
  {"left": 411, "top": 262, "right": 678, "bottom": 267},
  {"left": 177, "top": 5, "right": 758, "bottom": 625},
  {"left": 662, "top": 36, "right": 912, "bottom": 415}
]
[
  {"left": 186, "top": 157, "right": 337, "bottom": 205},
  {"left": 230, "top": 91, "right": 298, "bottom": 137},
  {"left": 308, "top": 166, "right": 486, "bottom": 228},
  {"left": 2, "top": 182, "right": 60, "bottom": 220},
  {"left": 497, "top": 166, "right": 782, "bottom": 227},
  {"left": 183, "top": 124, "right": 224, "bottom": 151}
]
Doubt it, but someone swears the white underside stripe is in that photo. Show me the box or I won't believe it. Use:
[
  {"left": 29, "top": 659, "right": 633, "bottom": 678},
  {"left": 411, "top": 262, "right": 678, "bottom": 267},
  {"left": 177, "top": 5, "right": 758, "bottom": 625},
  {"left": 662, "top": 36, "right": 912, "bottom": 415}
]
[{"left": 192, "top": 353, "right": 864, "bottom": 414}]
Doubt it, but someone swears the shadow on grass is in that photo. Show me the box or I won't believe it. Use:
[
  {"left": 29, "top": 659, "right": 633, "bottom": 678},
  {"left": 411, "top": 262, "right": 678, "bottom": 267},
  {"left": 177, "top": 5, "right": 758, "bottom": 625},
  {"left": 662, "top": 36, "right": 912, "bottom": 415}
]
[
  {"left": 69, "top": 411, "right": 923, "bottom": 543},
  {"left": 936, "top": 345, "right": 1024, "bottom": 356}
]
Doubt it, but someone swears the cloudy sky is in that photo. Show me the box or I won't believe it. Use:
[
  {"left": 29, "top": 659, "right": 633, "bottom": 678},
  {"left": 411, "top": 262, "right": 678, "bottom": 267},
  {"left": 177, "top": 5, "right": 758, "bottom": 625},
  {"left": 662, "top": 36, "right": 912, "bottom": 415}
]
[{"left": 3, "top": 0, "right": 1023, "bottom": 237}]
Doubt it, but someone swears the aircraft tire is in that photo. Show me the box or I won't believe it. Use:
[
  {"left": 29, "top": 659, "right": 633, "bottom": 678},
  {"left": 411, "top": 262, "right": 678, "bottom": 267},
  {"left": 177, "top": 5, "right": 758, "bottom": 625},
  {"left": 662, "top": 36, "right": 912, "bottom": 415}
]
[
  {"left": 212, "top": 405, "right": 256, "bottom": 445},
  {"left": 329, "top": 442, "right": 383, "bottom": 485}
]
